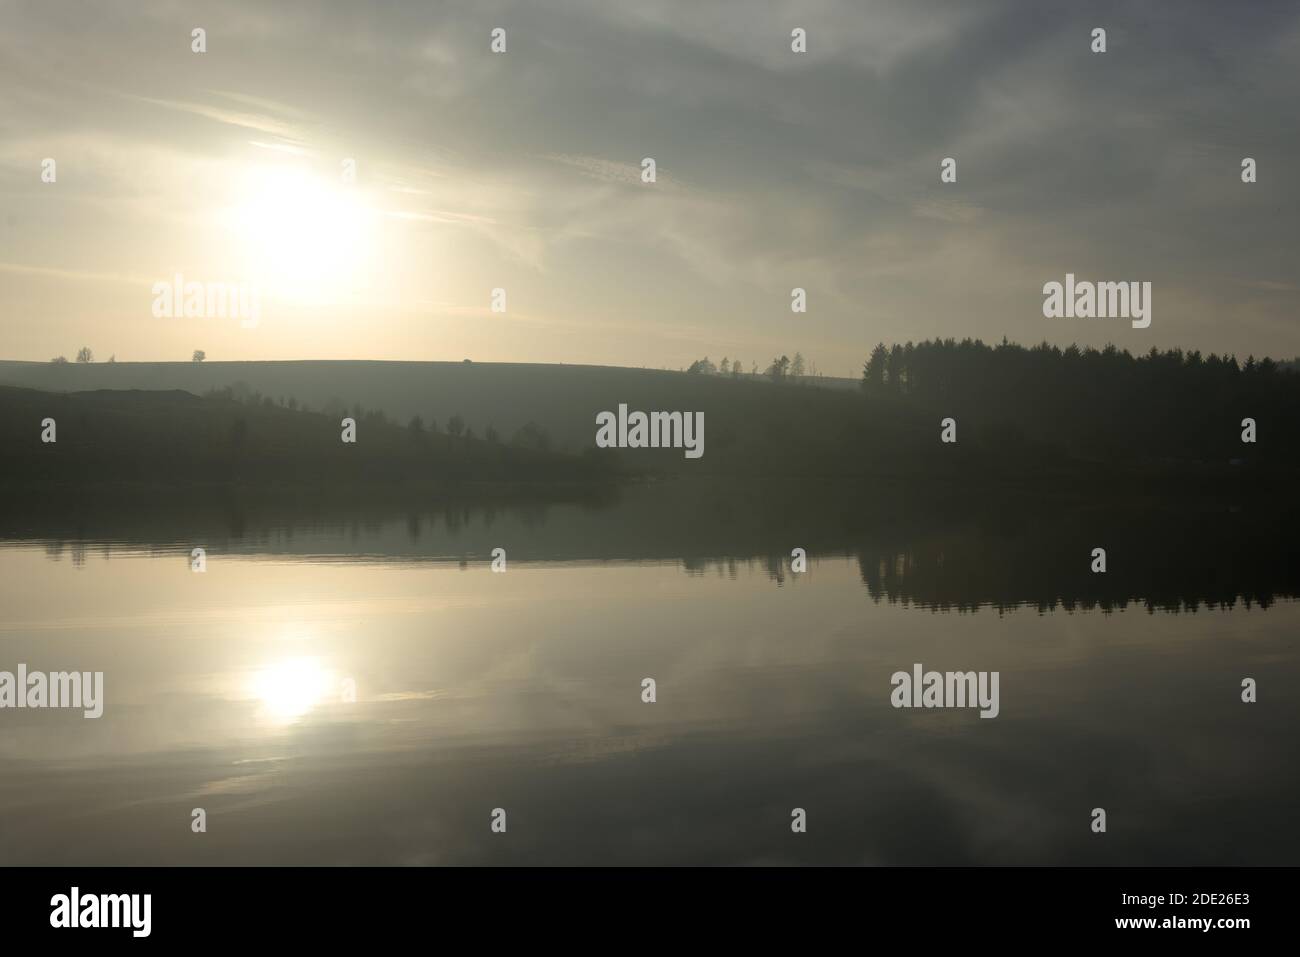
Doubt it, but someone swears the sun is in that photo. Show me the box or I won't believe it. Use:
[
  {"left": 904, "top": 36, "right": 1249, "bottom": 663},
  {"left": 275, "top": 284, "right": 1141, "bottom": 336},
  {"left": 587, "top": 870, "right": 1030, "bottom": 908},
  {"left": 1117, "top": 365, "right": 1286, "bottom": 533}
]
[{"left": 224, "top": 164, "right": 379, "bottom": 303}]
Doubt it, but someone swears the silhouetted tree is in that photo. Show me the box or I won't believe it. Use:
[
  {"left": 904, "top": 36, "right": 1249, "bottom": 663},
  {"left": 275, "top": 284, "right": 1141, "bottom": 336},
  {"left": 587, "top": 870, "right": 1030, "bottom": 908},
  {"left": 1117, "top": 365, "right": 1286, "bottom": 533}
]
[
  {"left": 885, "top": 344, "right": 904, "bottom": 392},
  {"left": 511, "top": 421, "right": 552, "bottom": 452},
  {"left": 858, "top": 337, "right": 1300, "bottom": 465},
  {"left": 862, "top": 343, "right": 888, "bottom": 392}
]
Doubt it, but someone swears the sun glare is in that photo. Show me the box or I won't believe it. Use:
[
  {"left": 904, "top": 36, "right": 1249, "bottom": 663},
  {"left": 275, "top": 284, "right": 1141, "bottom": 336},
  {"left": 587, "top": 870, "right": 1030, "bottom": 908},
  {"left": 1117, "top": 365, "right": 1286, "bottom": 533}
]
[
  {"left": 225, "top": 165, "right": 378, "bottom": 303},
  {"left": 249, "top": 657, "right": 335, "bottom": 723}
]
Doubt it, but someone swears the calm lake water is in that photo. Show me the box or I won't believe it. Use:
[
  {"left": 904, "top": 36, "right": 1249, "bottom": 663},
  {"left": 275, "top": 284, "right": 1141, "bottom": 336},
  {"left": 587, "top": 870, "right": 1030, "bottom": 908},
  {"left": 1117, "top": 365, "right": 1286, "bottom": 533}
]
[{"left": 1, "top": 482, "right": 1297, "bottom": 865}]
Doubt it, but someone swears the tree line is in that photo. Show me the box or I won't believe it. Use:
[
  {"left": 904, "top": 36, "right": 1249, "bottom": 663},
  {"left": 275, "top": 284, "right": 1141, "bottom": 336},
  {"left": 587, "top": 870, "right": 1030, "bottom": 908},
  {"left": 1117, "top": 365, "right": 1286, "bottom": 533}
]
[
  {"left": 203, "top": 384, "right": 554, "bottom": 452},
  {"left": 685, "top": 352, "right": 817, "bottom": 381},
  {"left": 861, "top": 338, "right": 1300, "bottom": 464}
]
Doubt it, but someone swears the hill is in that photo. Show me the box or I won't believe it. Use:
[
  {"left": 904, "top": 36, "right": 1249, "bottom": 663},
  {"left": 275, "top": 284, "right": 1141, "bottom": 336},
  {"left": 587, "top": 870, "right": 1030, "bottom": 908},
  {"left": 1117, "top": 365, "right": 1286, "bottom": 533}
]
[
  {"left": 0, "top": 385, "right": 611, "bottom": 492},
  {"left": 0, "top": 360, "right": 674, "bottom": 453},
  {"left": 0, "top": 360, "right": 853, "bottom": 455},
  {"left": 1, "top": 353, "right": 1294, "bottom": 484}
]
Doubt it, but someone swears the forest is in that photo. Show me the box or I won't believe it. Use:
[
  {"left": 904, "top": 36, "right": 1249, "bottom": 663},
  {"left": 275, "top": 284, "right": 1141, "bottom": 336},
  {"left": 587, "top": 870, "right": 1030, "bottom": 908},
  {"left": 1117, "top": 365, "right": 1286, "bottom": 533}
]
[{"left": 861, "top": 339, "right": 1300, "bottom": 466}]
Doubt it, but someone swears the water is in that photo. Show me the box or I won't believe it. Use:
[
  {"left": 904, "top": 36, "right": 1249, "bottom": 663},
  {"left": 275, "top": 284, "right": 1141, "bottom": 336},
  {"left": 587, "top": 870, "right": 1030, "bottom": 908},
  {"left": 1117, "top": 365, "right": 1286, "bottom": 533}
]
[{"left": 1, "top": 482, "right": 1297, "bottom": 865}]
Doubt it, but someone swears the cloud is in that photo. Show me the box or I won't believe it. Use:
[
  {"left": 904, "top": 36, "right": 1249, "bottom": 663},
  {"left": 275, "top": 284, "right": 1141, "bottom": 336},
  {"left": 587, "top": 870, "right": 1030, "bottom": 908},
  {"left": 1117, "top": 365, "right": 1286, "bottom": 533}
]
[
  {"left": 0, "top": 0, "right": 1297, "bottom": 365},
  {"left": 0, "top": 262, "right": 152, "bottom": 285},
  {"left": 120, "top": 94, "right": 309, "bottom": 141}
]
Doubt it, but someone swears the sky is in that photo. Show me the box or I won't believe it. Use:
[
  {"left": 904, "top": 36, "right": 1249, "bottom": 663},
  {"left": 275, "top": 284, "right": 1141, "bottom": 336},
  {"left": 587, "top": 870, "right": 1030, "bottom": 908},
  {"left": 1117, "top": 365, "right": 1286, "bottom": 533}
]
[{"left": 1, "top": 0, "right": 1298, "bottom": 374}]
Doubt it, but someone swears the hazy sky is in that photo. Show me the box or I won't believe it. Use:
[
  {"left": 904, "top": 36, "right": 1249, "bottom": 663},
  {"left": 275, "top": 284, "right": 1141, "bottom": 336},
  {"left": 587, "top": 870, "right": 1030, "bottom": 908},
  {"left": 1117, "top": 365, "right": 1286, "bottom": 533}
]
[{"left": 2, "top": 0, "right": 1297, "bottom": 373}]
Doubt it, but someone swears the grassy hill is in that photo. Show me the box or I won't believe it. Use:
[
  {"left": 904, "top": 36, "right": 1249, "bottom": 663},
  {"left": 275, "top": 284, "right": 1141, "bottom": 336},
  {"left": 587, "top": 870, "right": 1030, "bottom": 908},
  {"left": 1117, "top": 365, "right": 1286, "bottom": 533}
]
[
  {"left": 0, "top": 360, "right": 855, "bottom": 453},
  {"left": 0, "top": 359, "right": 1060, "bottom": 480},
  {"left": 1, "top": 357, "right": 1292, "bottom": 485},
  {"left": 0, "top": 384, "right": 611, "bottom": 492},
  {"left": 0, "top": 361, "right": 656, "bottom": 449}
]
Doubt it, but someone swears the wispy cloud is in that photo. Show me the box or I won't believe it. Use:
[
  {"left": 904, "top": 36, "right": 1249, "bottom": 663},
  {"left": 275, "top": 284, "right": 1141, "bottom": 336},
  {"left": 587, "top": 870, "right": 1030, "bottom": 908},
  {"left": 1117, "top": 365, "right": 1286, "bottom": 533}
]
[
  {"left": 0, "top": 0, "right": 1296, "bottom": 366},
  {"left": 120, "top": 93, "right": 309, "bottom": 141}
]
